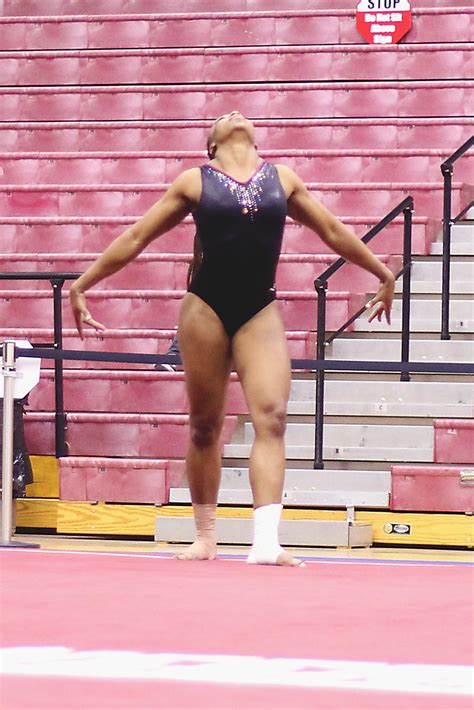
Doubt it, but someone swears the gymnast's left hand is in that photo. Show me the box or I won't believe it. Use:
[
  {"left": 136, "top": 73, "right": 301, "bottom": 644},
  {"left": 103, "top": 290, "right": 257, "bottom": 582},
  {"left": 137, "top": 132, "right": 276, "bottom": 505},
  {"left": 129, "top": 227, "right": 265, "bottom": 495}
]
[
  {"left": 69, "top": 286, "right": 106, "bottom": 340},
  {"left": 366, "top": 272, "right": 395, "bottom": 325}
]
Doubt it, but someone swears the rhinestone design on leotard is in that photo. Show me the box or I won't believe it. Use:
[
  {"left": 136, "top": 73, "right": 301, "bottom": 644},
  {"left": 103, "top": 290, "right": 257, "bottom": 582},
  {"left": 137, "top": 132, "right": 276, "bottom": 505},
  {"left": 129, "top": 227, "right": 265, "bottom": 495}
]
[{"left": 206, "top": 162, "right": 271, "bottom": 220}]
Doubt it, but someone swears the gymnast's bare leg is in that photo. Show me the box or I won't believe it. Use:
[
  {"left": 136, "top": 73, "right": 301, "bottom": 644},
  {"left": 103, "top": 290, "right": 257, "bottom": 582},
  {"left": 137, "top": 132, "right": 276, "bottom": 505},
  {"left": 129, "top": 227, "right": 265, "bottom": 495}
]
[
  {"left": 232, "top": 301, "right": 304, "bottom": 567},
  {"left": 176, "top": 293, "right": 232, "bottom": 560}
]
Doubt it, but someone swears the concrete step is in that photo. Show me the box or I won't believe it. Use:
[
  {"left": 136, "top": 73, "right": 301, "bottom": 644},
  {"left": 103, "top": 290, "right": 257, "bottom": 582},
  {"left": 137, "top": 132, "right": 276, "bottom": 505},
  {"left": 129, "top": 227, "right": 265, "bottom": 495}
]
[
  {"left": 170, "top": 467, "right": 390, "bottom": 507},
  {"left": 155, "top": 516, "right": 373, "bottom": 548},
  {"left": 329, "top": 337, "right": 473, "bottom": 363},
  {"left": 219, "top": 467, "right": 390, "bottom": 491},
  {"left": 170, "top": 488, "right": 389, "bottom": 507},
  {"left": 394, "top": 260, "right": 474, "bottom": 294},
  {"left": 431, "top": 242, "right": 474, "bottom": 256},
  {"left": 450, "top": 223, "right": 474, "bottom": 242},
  {"left": 227, "top": 423, "right": 434, "bottom": 462},
  {"left": 289, "top": 380, "right": 473, "bottom": 417},
  {"left": 354, "top": 299, "right": 473, "bottom": 333}
]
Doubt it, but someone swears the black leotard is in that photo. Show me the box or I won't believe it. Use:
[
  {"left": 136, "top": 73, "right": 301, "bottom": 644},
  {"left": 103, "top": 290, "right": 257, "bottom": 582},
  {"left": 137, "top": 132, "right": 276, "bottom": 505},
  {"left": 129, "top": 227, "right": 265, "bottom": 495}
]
[{"left": 188, "top": 161, "right": 287, "bottom": 338}]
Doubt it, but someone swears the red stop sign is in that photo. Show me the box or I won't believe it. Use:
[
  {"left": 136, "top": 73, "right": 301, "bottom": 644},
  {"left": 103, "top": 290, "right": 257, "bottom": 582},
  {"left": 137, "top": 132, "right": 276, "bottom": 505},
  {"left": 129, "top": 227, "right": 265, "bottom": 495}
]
[{"left": 356, "top": 0, "right": 412, "bottom": 45}]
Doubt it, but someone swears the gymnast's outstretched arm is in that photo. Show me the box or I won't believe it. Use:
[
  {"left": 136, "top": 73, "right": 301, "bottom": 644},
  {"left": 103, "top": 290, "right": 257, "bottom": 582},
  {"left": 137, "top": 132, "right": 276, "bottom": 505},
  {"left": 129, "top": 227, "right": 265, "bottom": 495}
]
[
  {"left": 69, "top": 168, "right": 201, "bottom": 338},
  {"left": 277, "top": 163, "right": 395, "bottom": 325}
]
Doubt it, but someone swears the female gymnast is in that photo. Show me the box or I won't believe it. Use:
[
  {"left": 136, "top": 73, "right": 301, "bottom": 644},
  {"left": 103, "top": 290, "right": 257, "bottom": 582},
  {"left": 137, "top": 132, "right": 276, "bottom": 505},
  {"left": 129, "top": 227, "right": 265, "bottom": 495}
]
[{"left": 69, "top": 111, "right": 394, "bottom": 567}]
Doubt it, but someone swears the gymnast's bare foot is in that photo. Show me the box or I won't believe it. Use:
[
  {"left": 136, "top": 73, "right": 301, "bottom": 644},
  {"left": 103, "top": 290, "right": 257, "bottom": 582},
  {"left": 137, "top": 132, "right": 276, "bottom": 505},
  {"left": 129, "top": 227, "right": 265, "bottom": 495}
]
[
  {"left": 247, "top": 546, "right": 305, "bottom": 567},
  {"left": 276, "top": 550, "right": 305, "bottom": 567},
  {"left": 175, "top": 540, "right": 217, "bottom": 560}
]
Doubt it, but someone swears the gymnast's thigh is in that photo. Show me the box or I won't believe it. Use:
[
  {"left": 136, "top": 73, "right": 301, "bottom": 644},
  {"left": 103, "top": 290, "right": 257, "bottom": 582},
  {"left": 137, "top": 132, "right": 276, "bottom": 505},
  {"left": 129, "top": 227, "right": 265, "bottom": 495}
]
[
  {"left": 178, "top": 293, "right": 233, "bottom": 422},
  {"left": 231, "top": 301, "right": 291, "bottom": 422}
]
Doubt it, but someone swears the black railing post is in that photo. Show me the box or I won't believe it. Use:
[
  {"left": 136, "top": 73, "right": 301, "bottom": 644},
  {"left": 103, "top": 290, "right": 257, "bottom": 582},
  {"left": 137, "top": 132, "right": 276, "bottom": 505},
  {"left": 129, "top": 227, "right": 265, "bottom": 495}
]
[
  {"left": 400, "top": 198, "right": 413, "bottom": 382},
  {"left": 313, "top": 279, "right": 327, "bottom": 469},
  {"left": 50, "top": 278, "right": 68, "bottom": 457},
  {"left": 441, "top": 164, "right": 453, "bottom": 340}
]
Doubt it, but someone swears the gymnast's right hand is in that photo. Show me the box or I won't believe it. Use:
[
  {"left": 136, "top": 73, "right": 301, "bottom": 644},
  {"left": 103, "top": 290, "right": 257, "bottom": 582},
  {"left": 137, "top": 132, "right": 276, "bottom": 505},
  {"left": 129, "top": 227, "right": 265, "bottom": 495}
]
[{"left": 69, "top": 286, "right": 106, "bottom": 340}]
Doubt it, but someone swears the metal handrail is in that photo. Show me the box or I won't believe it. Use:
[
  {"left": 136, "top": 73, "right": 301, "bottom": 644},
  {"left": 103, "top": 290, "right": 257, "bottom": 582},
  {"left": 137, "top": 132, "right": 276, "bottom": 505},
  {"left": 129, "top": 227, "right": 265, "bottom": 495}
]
[
  {"left": 440, "top": 135, "right": 474, "bottom": 340},
  {"left": 312, "top": 197, "right": 414, "bottom": 469},
  {"left": 0, "top": 271, "right": 81, "bottom": 457}
]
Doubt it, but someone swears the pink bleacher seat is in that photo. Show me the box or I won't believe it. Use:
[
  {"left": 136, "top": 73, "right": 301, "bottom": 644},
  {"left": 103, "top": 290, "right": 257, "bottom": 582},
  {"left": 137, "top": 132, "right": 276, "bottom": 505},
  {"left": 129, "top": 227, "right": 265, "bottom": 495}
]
[
  {"left": 204, "top": 51, "right": 269, "bottom": 85},
  {"left": 276, "top": 255, "right": 399, "bottom": 293},
  {"left": 80, "top": 54, "right": 143, "bottom": 85},
  {"left": 80, "top": 89, "right": 144, "bottom": 121},
  {"left": 30, "top": 370, "right": 248, "bottom": 415},
  {"left": 407, "top": 11, "right": 472, "bottom": 44},
  {"left": 276, "top": 14, "right": 341, "bottom": 45},
  {"left": 0, "top": 22, "right": 27, "bottom": 50},
  {"left": 3, "top": 222, "right": 89, "bottom": 254},
  {"left": 0, "top": 225, "right": 17, "bottom": 253},
  {"left": 58, "top": 189, "right": 126, "bottom": 217},
  {"left": 17, "top": 56, "right": 80, "bottom": 86},
  {"left": 1, "top": 287, "right": 361, "bottom": 332},
  {"left": 357, "top": 154, "right": 436, "bottom": 184},
  {"left": 88, "top": 19, "right": 150, "bottom": 49},
  {"left": 24, "top": 412, "right": 238, "bottom": 458},
  {"left": 40, "top": 157, "right": 103, "bottom": 185},
  {"left": 59, "top": 457, "right": 185, "bottom": 504},
  {"left": 138, "top": 123, "right": 209, "bottom": 152},
  {"left": 26, "top": 20, "right": 89, "bottom": 50},
  {"left": 2, "top": 180, "right": 457, "bottom": 226},
  {"left": 5, "top": 117, "right": 471, "bottom": 155},
  {"left": 0, "top": 210, "right": 432, "bottom": 258},
  {"left": 149, "top": 17, "right": 214, "bottom": 47},
  {"left": 281, "top": 219, "right": 430, "bottom": 256},
  {"left": 59, "top": 457, "right": 169, "bottom": 504},
  {"left": 1, "top": 57, "right": 18, "bottom": 85},
  {"left": 0, "top": 326, "right": 313, "bottom": 370},
  {"left": 0, "top": 128, "right": 18, "bottom": 151},
  {"left": 19, "top": 90, "right": 83, "bottom": 122},
  {"left": 5, "top": 150, "right": 463, "bottom": 186},
  {"left": 434, "top": 420, "right": 474, "bottom": 466},
  {"left": 332, "top": 49, "right": 399, "bottom": 82},
  {"left": 165, "top": 118, "right": 473, "bottom": 153},
  {"left": 0, "top": 158, "right": 40, "bottom": 184},
  {"left": 391, "top": 466, "right": 474, "bottom": 513},
  {"left": 399, "top": 84, "right": 468, "bottom": 118},
  {"left": 278, "top": 290, "right": 365, "bottom": 331},
  {"left": 0, "top": 327, "right": 178, "bottom": 370},
  {"left": 102, "top": 157, "right": 168, "bottom": 185},
  {"left": 3, "top": 0, "right": 471, "bottom": 14},
  {"left": 3, "top": 124, "right": 82, "bottom": 152},
  {"left": 0, "top": 93, "right": 20, "bottom": 122},
  {"left": 211, "top": 16, "right": 275, "bottom": 46},
  {"left": 4, "top": 82, "right": 471, "bottom": 122},
  {"left": 398, "top": 47, "right": 469, "bottom": 82},
  {"left": 2, "top": 8, "right": 469, "bottom": 50},
  {"left": 143, "top": 52, "right": 206, "bottom": 85}
]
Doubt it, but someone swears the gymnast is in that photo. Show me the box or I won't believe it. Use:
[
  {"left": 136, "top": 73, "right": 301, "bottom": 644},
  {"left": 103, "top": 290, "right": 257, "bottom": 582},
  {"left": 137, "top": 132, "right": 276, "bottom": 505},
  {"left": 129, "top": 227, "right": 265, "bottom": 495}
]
[{"left": 69, "top": 110, "right": 394, "bottom": 567}]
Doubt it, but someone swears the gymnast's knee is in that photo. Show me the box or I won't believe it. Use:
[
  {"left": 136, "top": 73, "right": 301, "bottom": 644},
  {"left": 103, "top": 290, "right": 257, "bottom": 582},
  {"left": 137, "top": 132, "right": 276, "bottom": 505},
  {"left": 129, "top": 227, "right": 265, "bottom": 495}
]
[
  {"left": 189, "top": 416, "right": 223, "bottom": 448},
  {"left": 253, "top": 403, "right": 287, "bottom": 439}
]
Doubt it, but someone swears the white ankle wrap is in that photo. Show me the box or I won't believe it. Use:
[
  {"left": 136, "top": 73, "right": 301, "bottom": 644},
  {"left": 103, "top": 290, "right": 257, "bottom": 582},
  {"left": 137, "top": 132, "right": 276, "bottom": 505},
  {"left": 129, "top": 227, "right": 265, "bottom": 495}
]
[
  {"left": 247, "top": 503, "right": 284, "bottom": 565},
  {"left": 193, "top": 503, "right": 216, "bottom": 545}
]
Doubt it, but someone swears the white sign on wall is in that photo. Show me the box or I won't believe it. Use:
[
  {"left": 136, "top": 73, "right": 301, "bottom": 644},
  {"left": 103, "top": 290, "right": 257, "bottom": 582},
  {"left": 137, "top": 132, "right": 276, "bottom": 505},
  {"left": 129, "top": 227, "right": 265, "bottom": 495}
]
[
  {"left": 356, "top": 0, "right": 412, "bottom": 45},
  {"left": 0, "top": 341, "right": 41, "bottom": 400}
]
